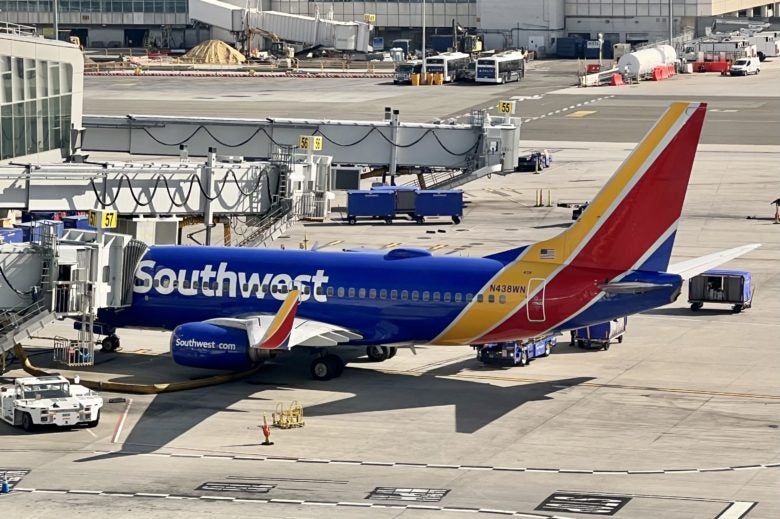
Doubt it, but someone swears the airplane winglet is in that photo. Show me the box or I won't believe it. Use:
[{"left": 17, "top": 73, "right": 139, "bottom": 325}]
[
  {"left": 667, "top": 244, "right": 761, "bottom": 280},
  {"left": 258, "top": 289, "right": 300, "bottom": 350}
]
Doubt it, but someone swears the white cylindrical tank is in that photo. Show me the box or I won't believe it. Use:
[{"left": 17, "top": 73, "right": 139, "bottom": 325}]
[{"left": 617, "top": 45, "right": 677, "bottom": 77}]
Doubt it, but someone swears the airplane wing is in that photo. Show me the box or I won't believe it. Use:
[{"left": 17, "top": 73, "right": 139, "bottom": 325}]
[
  {"left": 205, "top": 289, "right": 362, "bottom": 351},
  {"left": 666, "top": 244, "right": 761, "bottom": 280}
]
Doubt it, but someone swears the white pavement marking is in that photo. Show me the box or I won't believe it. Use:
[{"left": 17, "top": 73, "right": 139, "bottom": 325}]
[
  {"left": 83, "top": 427, "right": 97, "bottom": 438},
  {"left": 111, "top": 398, "right": 132, "bottom": 444},
  {"left": 716, "top": 501, "right": 757, "bottom": 519}
]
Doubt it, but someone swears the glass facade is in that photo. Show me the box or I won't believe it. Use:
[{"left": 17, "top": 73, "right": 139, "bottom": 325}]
[
  {"left": 0, "top": 0, "right": 186, "bottom": 12},
  {"left": 0, "top": 55, "right": 72, "bottom": 160}
]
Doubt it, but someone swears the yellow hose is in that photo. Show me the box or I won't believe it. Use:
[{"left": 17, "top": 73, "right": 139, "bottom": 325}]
[{"left": 13, "top": 344, "right": 262, "bottom": 394}]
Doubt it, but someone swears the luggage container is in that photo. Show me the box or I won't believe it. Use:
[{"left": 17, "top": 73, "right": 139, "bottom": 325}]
[
  {"left": 62, "top": 215, "right": 95, "bottom": 230},
  {"left": 0, "top": 228, "right": 23, "bottom": 244},
  {"left": 476, "top": 336, "right": 556, "bottom": 367},
  {"left": 688, "top": 269, "right": 753, "bottom": 313},
  {"left": 413, "top": 190, "right": 463, "bottom": 224},
  {"left": 570, "top": 317, "right": 627, "bottom": 350},
  {"left": 371, "top": 184, "right": 418, "bottom": 216},
  {"left": 346, "top": 190, "right": 395, "bottom": 225}
]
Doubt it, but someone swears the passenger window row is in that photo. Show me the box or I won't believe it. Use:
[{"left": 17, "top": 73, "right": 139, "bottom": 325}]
[{"left": 135, "top": 278, "right": 509, "bottom": 304}]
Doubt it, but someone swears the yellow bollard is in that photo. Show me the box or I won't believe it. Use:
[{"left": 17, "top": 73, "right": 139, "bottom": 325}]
[{"left": 410, "top": 73, "right": 420, "bottom": 86}]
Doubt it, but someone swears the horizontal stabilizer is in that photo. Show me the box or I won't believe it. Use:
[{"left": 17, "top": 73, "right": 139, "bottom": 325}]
[
  {"left": 667, "top": 244, "right": 761, "bottom": 280},
  {"left": 599, "top": 281, "right": 674, "bottom": 294}
]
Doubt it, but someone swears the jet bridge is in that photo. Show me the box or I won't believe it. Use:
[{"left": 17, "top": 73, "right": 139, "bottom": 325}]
[
  {"left": 0, "top": 222, "right": 145, "bottom": 371},
  {"left": 188, "top": 0, "right": 373, "bottom": 53},
  {"left": 81, "top": 109, "right": 522, "bottom": 185}
]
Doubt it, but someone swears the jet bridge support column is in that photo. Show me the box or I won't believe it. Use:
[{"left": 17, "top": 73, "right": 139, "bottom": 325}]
[
  {"left": 388, "top": 109, "right": 400, "bottom": 186},
  {"left": 204, "top": 147, "right": 216, "bottom": 246}
]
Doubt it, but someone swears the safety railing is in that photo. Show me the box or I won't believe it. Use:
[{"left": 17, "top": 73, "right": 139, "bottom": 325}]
[
  {"left": 0, "top": 299, "right": 51, "bottom": 355},
  {"left": 0, "top": 22, "right": 36, "bottom": 37}
]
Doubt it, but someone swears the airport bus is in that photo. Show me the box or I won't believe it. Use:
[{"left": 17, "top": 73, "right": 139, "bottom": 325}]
[
  {"left": 424, "top": 52, "right": 471, "bottom": 82},
  {"left": 475, "top": 51, "right": 526, "bottom": 84}
]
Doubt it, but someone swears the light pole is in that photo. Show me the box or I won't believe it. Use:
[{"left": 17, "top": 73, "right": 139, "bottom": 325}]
[
  {"left": 421, "top": 0, "right": 426, "bottom": 79},
  {"left": 668, "top": 0, "right": 673, "bottom": 45}
]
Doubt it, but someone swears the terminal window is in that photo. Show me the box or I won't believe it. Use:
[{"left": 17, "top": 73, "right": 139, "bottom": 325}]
[{"left": 1, "top": 56, "right": 73, "bottom": 160}]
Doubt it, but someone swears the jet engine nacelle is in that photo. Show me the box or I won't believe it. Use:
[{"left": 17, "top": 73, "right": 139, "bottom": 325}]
[{"left": 171, "top": 322, "right": 269, "bottom": 371}]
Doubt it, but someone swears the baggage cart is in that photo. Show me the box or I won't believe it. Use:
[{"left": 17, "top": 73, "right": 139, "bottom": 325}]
[
  {"left": 413, "top": 190, "right": 463, "bottom": 224},
  {"left": 688, "top": 269, "right": 753, "bottom": 313},
  {"left": 570, "top": 317, "right": 627, "bottom": 350},
  {"left": 346, "top": 190, "right": 395, "bottom": 225},
  {"left": 371, "top": 185, "right": 418, "bottom": 216}
]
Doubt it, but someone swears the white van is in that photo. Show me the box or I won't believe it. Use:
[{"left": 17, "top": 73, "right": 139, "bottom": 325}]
[{"left": 730, "top": 57, "right": 760, "bottom": 76}]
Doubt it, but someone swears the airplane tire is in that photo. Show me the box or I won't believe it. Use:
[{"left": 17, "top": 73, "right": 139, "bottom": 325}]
[
  {"left": 603, "top": 342, "right": 610, "bottom": 351},
  {"left": 325, "top": 355, "right": 344, "bottom": 378},
  {"left": 366, "top": 346, "right": 389, "bottom": 362},
  {"left": 387, "top": 347, "right": 398, "bottom": 359},
  {"left": 310, "top": 357, "right": 333, "bottom": 381},
  {"left": 690, "top": 302, "right": 703, "bottom": 311}
]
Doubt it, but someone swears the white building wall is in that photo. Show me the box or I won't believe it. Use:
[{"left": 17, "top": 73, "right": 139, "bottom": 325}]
[
  {"left": 476, "top": 0, "right": 564, "bottom": 52},
  {"left": 0, "top": 34, "right": 84, "bottom": 164}
]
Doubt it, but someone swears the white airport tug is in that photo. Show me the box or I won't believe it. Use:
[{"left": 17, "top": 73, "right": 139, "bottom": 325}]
[{"left": 0, "top": 375, "right": 103, "bottom": 431}]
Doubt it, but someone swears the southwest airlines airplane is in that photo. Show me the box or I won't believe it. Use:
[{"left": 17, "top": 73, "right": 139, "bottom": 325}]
[{"left": 94, "top": 102, "right": 758, "bottom": 380}]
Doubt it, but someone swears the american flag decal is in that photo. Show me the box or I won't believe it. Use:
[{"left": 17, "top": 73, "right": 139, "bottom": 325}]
[{"left": 540, "top": 248, "right": 555, "bottom": 259}]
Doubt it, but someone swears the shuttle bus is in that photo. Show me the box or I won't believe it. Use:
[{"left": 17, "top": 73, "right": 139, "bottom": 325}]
[
  {"left": 475, "top": 51, "right": 526, "bottom": 84},
  {"left": 424, "top": 52, "right": 471, "bottom": 82}
]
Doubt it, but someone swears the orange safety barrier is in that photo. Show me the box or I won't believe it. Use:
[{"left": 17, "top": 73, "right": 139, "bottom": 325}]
[{"left": 610, "top": 73, "right": 624, "bottom": 86}]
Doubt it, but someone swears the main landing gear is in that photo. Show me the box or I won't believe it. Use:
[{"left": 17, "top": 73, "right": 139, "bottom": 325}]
[
  {"left": 310, "top": 354, "right": 345, "bottom": 381},
  {"left": 101, "top": 334, "right": 120, "bottom": 352},
  {"left": 366, "top": 346, "right": 398, "bottom": 362}
]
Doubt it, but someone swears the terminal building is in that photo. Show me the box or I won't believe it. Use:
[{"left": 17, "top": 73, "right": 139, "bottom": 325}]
[
  {"left": 0, "top": 0, "right": 778, "bottom": 53},
  {"left": 0, "top": 24, "right": 83, "bottom": 165}
]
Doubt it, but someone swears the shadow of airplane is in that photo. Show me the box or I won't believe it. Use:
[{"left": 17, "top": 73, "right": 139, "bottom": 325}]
[{"left": 76, "top": 358, "right": 593, "bottom": 462}]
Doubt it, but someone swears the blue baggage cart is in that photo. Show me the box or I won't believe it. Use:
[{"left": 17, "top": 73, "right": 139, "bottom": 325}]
[
  {"left": 413, "top": 190, "right": 463, "bottom": 224},
  {"left": 688, "top": 269, "right": 753, "bottom": 313},
  {"left": 371, "top": 184, "right": 418, "bottom": 216},
  {"left": 346, "top": 190, "right": 395, "bottom": 225},
  {"left": 476, "top": 336, "right": 557, "bottom": 366},
  {"left": 570, "top": 317, "right": 627, "bottom": 350}
]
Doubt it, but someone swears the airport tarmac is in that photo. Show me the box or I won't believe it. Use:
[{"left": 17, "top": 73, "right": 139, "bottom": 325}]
[{"left": 1, "top": 59, "right": 778, "bottom": 518}]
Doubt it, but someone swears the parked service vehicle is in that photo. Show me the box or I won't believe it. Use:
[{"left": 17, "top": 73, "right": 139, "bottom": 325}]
[
  {"left": 476, "top": 336, "right": 557, "bottom": 366},
  {"left": 570, "top": 317, "right": 627, "bottom": 350},
  {"left": 730, "top": 57, "right": 760, "bottom": 75},
  {"left": 0, "top": 375, "right": 103, "bottom": 431}
]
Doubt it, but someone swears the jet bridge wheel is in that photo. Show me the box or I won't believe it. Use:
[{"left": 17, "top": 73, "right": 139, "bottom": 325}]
[{"left": 101, "top": 335, "right": 120, "bottom": 352}]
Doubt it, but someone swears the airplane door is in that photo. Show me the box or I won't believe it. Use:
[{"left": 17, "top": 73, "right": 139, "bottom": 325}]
[{"left": 526, "top": 278, "right": 546, "bottom": 322}]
